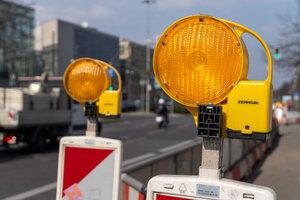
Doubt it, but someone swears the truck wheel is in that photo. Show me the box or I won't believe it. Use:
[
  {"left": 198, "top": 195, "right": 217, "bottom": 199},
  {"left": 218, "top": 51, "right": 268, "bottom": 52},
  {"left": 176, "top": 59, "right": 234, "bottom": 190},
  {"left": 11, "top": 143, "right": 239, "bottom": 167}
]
[{"left": 29, "top": 129, "right": 48, "bottom": 152}]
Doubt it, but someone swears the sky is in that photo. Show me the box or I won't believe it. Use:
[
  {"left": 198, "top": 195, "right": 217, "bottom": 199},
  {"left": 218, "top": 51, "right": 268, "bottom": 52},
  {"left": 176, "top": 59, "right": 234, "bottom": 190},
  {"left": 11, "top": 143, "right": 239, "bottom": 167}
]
[{"left": 21, "top": 0, "right": 299, "bottom": 89}]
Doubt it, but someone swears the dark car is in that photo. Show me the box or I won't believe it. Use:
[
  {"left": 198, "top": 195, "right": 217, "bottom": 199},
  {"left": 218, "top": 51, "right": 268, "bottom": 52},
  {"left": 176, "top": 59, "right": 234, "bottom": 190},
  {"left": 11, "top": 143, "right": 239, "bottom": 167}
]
[{"left": 122, "top": 100, "right": 136, "bottom": 112}]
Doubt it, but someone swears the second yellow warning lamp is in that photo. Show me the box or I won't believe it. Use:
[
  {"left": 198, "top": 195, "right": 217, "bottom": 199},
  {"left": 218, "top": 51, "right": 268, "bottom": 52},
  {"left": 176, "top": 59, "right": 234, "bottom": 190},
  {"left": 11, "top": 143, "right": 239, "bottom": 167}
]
[
  {"left": 154, "top": 15, "right": 273, "bottom": 140},
  {"left": 63, "top": 58, "right": 122, "bottom": 118}
]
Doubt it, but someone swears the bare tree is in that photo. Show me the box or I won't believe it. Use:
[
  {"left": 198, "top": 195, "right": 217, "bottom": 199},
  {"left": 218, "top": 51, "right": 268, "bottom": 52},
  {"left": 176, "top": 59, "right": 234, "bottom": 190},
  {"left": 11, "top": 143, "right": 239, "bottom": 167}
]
[{"left": 274, "top": 0, "right": 300, "bottom": 95}]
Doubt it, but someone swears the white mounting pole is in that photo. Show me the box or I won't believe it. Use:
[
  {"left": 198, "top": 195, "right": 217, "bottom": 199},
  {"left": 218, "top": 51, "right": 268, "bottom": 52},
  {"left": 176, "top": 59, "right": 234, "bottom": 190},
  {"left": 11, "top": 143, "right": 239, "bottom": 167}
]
[
  {"left": 199, "top": 137, "right": 223, "bottom": 179},
  {"left": 86, "top": 117, "right": 99, "bottom": 137}
]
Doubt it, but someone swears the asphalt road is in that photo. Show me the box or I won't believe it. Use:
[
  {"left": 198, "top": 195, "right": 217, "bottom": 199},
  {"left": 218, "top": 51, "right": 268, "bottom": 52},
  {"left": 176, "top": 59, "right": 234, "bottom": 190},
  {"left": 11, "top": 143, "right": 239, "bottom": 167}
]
[
  {"left": 245, "top": 124, "right": 300, "bottom": 200},
  {"left": 0, "top": 113, "right": 197, "bottom": 200}
]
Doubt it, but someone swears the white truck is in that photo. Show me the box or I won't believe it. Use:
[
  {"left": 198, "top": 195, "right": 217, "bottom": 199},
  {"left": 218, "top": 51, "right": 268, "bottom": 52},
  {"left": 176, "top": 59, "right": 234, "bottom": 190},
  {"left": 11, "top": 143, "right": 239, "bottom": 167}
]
[{"left": 0, "top": 86, "right": 87, "bottom": 151}]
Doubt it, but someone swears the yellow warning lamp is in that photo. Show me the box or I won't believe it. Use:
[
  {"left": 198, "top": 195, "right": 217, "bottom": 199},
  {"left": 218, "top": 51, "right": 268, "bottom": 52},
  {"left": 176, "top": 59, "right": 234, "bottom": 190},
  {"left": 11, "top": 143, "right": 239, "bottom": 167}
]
[
  {"left": 154, "top": 15, "right": 273, "bottom": 140},
  {"left": 64, "top": 58, "right": 122, "bottom": 118}
]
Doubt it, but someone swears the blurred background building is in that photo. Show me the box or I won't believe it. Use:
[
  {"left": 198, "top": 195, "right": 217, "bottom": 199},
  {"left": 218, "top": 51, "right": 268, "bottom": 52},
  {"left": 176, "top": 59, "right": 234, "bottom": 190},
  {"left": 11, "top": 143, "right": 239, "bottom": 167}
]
[
  {"left": 0, "top": 0, "right": 170, "bottom": 112},
  {"left": 0, "top": 0, "right": 35, "bottom": 86},
  {"left": 34, "top": 19, "right": 119, "bottom": 76},
  {"left": 119, "top": 39, "right": 156, "bottom": 110}
]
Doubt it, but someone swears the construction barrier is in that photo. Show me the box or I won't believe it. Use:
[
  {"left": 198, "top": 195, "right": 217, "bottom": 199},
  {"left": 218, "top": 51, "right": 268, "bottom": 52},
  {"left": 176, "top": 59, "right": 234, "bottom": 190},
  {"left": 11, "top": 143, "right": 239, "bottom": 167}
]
[
  {"left": 286, "top": 111, "right": 300, "bottom": 124},
  {"left": 121, "top": 124, "right": 279, "bottom": 199},
  {"left": 122, "top": 174, "right": 146, "bottom": 200},
  {"left": 224, "top": 134, "right": 275, "bottom": 180}
]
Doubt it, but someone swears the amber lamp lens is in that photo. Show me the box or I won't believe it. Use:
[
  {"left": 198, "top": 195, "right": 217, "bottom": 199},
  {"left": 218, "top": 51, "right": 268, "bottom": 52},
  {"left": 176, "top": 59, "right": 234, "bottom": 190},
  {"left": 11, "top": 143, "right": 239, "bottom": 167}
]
[
  {"left": 64, "top": 58, "right": 108, "bottom": 102},
  {"left": 154, "top": 15, "right": 244, "bottom": 106}
]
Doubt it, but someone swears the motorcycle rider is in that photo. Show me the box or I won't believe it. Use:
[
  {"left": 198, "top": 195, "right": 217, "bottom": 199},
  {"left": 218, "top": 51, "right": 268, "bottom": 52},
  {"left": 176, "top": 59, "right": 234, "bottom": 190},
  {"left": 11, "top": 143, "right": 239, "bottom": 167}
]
[{"left": 156, "top": 98, "right": 169, "bottom": 126}]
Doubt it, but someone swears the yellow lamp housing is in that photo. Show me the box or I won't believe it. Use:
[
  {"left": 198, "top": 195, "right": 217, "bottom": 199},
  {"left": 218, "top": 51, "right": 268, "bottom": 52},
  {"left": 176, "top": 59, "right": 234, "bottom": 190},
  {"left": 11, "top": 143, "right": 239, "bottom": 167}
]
[
  {"left": 222, "top": 19, "right": 273, "bottom": 140},
  {"left": 154, "top": 15, "right": 273, "bottom": 140},
  {"left": 96, "top": 60, "right": 122, "bottom": 118},
  {"left": 63, "top": 58, "right": 122, "bottom": 118}
]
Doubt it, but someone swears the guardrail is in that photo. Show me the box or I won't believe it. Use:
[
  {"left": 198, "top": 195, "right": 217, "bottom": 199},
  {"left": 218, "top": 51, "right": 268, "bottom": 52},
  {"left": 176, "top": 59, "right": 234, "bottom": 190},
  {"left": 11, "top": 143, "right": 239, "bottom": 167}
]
[
  {"left": 120, "top": 138, "right": 202, "bottom": 200},
  {"left": 122, "top": 173, "right": 146, "bottom": 200},
  {"left": 122, "top": 138, "right": 202, "bottom": 175},
  {"left": 120, "top": 127, "right": 279, "bottom": 199}
]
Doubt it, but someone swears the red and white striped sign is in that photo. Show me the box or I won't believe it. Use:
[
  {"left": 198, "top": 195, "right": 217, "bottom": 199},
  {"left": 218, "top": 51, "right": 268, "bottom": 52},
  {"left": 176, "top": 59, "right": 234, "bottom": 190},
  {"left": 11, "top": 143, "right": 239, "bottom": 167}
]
[{"left": 56, "top": 136, "right": 122, "bottom": 200}]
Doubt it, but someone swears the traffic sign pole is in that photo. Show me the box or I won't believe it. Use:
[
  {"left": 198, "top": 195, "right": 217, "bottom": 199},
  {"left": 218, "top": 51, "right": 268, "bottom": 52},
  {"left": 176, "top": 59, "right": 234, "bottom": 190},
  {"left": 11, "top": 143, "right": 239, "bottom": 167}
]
[
  {"left": 86, "top": 117, "right": 99, "bottom": 137},
  {"left": 198, "top": 137, "right": 223, "bottom": 181},
  {"left": 201, "top": 138, "right": 223, "bottom": 170}
]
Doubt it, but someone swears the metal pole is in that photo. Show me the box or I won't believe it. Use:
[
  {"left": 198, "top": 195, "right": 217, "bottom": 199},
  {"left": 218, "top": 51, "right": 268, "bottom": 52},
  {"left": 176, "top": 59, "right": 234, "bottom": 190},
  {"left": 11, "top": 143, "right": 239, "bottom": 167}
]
[
  {"left": 145, "top": 1, "right": 150, "bottom": 114},
  {"left": 52, "top": 31, "right": 55, "bottom": 75},
  {"left": 141, "top": 80, "right": 145, "bottom": 112},
  {"left": 142, "top": 0, "right": 155, "bottom": 114},
  {"left": 170, "top": 99, "right": 174, "bottom": 115}
]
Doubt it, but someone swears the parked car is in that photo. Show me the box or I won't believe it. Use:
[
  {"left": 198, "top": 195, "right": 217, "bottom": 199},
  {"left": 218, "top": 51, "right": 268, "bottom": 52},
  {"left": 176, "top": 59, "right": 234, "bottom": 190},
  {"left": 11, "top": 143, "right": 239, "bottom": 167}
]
[{"left": 122, "top": 100, "right": 136, "bottom": 112}]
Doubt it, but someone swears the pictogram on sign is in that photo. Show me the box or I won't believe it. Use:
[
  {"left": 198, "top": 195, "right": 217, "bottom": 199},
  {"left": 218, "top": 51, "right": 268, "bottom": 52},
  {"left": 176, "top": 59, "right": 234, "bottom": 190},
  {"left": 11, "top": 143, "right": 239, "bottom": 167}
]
[{"left": 64, "top": 184, "right": 82, "bottom": 200}]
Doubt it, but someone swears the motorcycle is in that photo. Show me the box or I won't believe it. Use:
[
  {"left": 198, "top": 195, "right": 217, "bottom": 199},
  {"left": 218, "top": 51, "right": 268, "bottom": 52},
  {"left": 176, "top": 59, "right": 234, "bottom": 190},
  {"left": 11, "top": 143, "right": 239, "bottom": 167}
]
[{"left": 156, "top": 115, "right": 168, "bottom": 128}]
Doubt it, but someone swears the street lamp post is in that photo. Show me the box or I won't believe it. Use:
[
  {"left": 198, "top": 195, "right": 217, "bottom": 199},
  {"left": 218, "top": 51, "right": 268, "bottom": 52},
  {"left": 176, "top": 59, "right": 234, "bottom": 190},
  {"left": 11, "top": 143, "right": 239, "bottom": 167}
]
[{"left": 142, "top": 0, "right": 155, "bottom": 114}]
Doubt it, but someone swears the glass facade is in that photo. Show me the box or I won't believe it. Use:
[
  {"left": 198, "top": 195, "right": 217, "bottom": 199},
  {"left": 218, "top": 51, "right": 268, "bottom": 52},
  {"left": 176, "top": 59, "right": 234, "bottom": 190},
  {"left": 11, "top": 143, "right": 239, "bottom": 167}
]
[
  {"left": 41, "top": 44, "right": 58, "bottom": 76},
  {"left": 37, "top": 21, "right": 119, "bottom": 77},
  {"left": 0, "top": 1, "right": 35, "bottom": 85},
  {"left": 74, "top": 28, "right": 119, "bottom": 67},
  {"left": 119, "top": 41, "right": 155, "bottom": 102}
]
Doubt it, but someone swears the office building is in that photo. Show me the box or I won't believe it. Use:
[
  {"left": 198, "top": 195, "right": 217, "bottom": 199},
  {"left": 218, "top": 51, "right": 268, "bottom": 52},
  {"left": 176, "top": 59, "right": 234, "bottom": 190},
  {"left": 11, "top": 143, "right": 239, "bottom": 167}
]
[
  {"left": 35, "top": 19, "right": 157, "bottom": 110},
  {"left": 0, "top": 1, "right": 35, "bottom": 85},
  {"left": 35, "top": 19, "right": 119, "bottom": 76},
  {"left": 119, "top": 39, "right": 156, "bottom": 107}
]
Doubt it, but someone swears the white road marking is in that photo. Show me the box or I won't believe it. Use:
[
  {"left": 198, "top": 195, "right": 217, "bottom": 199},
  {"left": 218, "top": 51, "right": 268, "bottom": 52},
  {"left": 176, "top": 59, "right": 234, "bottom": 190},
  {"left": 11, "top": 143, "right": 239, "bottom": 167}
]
[
  {"left": 148, "top": 129, "right": 163, "bottom": 135},
  {"left": 120, "top": 120, "right": 131, "bottom": 125},
  {"left": 120, "top": 135, "right": 129, "bottom": 140},
  {"left": 124, "top": 137, "right": 144, "bottom": 144},
  {"left": 159, "top": 140, "right": 193, "bottom": 153},
  {"left": 3, "top": 182, "right": 57, "bottom": 200},
  {"left": 122, "top": 152, "right": 155, "bottom": 166}
]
